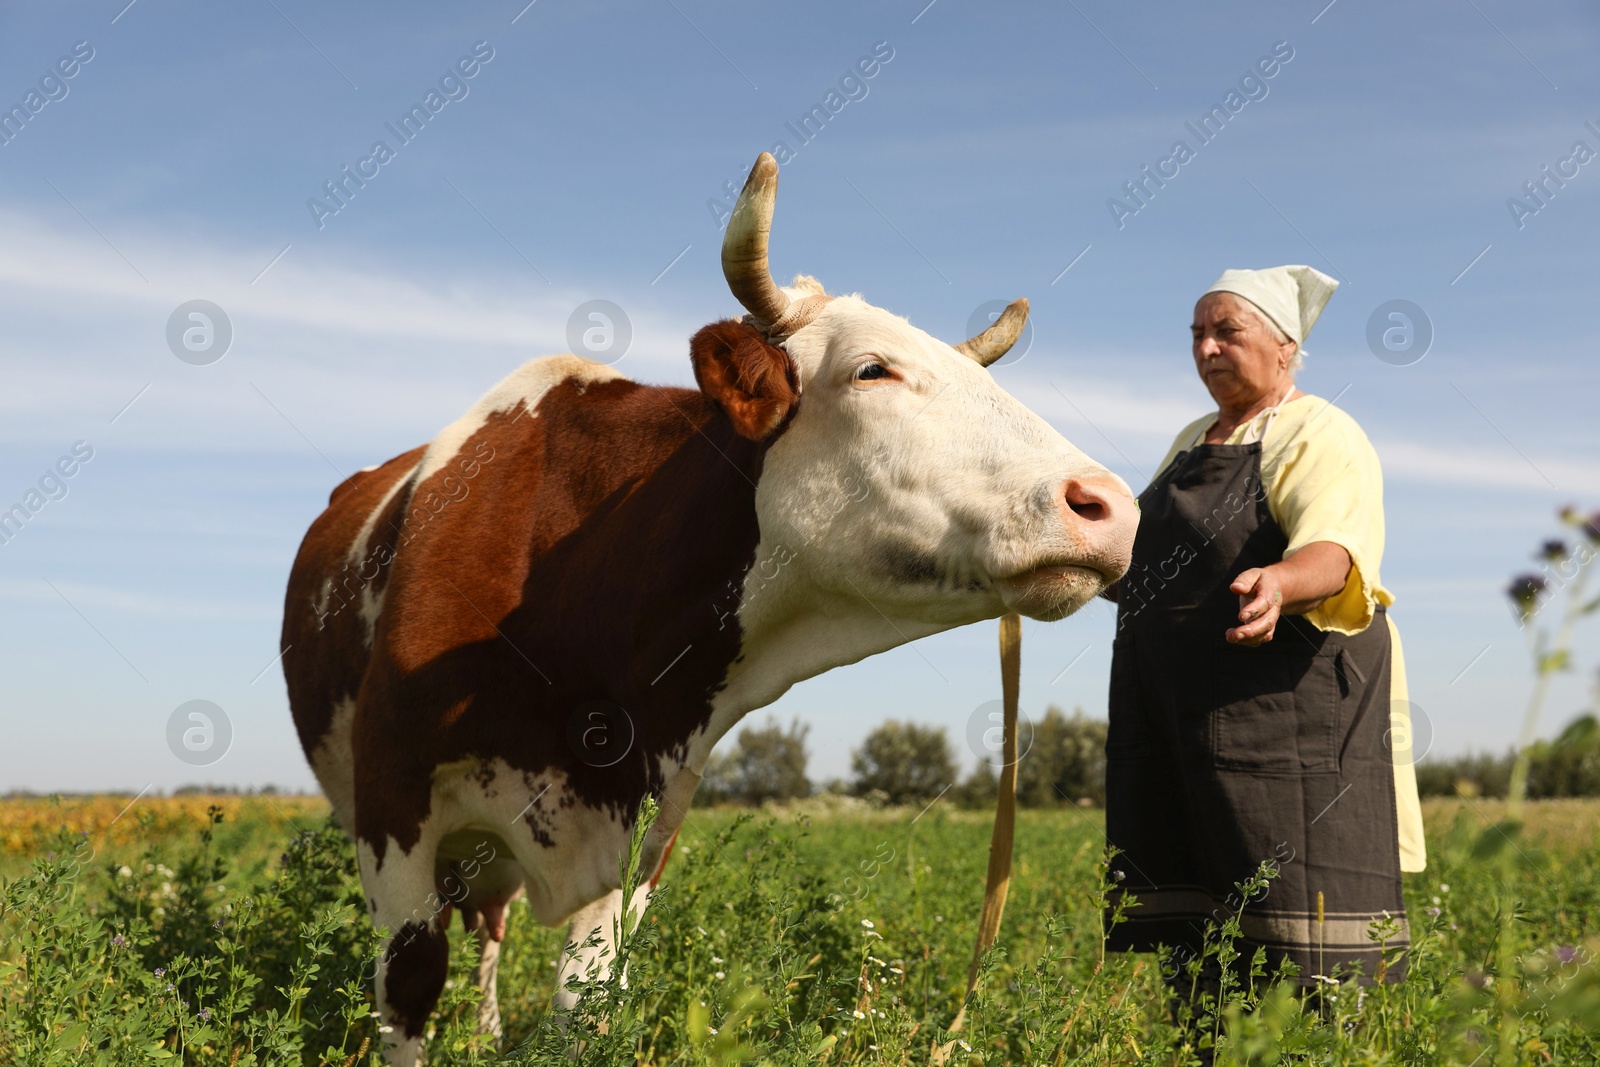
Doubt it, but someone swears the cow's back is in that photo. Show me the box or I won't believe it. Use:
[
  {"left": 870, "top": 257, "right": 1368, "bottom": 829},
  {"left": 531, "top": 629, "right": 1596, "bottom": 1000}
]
[
  {"left": 282, "top": 445, "right": 425, "bottom": 828},
  {"left": 282, "top": 354, "right": 635, "bottom": 832}
]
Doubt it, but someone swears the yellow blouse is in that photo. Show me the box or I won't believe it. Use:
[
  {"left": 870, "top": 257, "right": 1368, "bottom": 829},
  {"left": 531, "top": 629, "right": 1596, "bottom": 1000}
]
[{"left": 1155, "top": 394, "right": 1427, "bottom": 872}]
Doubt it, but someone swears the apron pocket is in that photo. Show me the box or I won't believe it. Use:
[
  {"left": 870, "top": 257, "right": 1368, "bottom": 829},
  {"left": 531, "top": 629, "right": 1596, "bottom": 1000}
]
[
  {"left": 1208, "top": 641, "right": 1340, "bottom": 773},
  {"left": 1293, "top": 645, "right": 1342, "bottom": 773}
]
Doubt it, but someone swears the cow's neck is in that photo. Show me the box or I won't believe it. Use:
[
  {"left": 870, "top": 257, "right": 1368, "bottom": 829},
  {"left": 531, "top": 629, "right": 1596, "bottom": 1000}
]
[
  {"left": 491, "top": 378, "right": 956, "bottom": 796},
  {"left": 489, "top": 382, "right": 774, "bottom": 798},
  {"left": 695, "top": 576, "right": 952, "bottom": 771}
]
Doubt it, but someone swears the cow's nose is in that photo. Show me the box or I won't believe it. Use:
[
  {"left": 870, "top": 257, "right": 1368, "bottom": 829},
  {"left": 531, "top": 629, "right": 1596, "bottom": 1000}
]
[{"left": 1058, "top": 476, "right": 1137, "bottom": 578}]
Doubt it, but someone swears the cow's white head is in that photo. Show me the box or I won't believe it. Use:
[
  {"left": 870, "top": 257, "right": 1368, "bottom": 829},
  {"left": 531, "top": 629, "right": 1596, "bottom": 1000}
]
[{"left": 692, "top": 153, "right": 1136, "bottom": 644}]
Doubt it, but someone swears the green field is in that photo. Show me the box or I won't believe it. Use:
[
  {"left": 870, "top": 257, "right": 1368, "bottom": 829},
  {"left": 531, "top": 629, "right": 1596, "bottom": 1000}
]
[{"left": 2, "top": 794, "right": 1597, "bottom": 1065}]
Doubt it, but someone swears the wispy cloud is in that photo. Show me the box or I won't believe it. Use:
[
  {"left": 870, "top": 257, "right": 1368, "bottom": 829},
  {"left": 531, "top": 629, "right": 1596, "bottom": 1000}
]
[
  {"left": 0, "top": 578, "right": 275, "bottom": 621},
  {"left": 1375, "top": 438, "right": 1600, "bottom": 496},
  {"left": 0, "top": 210, "right": 710, "bottom": 356},
  {"left": 0, "top": 214, "right": 715, "bottom": 454}
]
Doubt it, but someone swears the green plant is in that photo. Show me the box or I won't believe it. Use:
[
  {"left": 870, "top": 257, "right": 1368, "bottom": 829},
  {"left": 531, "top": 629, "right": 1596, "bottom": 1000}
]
[
  {"left": 3, "top": 793, "right": 1599, "bottom": 1064},
  {"left": 1492, "top": 507, "right": 1600, "bottom": 1065}
]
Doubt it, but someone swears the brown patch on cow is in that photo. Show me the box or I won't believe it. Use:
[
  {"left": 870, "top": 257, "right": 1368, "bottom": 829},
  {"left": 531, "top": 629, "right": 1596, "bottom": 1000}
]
[
  {"left": 282, "top": 446, "right": 425, "bottom": 761},
  {"left": 349, "top": 371, "right": 778, "bottom": 862},
  {"left": 690, "top": 320, "right": 800, "bottom": 441},
  {"left": 440, "top": 698, "right": 471, "bottom": 729},
  {"left": 519, "top": 769, "right": 557, "bottom": 848},
  {"left": 382, "top": 920, "right": 450, "bottom": 1038}
]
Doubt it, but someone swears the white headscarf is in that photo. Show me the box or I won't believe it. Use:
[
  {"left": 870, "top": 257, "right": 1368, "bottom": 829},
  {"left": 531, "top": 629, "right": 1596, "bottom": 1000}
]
[{"left": 1203, "top": 265, "right": 1338, "bottom": 350}]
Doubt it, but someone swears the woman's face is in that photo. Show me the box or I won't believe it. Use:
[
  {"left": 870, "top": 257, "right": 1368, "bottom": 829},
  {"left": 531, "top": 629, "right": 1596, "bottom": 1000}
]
[{"left": 1190, "top": 292, "right": 1295, "bottom": 411}]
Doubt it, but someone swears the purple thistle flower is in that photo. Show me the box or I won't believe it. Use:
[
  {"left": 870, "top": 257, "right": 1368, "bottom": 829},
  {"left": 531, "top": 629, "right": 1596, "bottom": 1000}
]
[{"left": 1508, "top": 574, "right": 1547, "bottom": 621}]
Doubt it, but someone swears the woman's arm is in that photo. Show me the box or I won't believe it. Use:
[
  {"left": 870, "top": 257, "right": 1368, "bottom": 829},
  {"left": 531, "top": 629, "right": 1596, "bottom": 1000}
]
[{"left": 1225, "top": 541, "right": 1351, "bottom": 646}]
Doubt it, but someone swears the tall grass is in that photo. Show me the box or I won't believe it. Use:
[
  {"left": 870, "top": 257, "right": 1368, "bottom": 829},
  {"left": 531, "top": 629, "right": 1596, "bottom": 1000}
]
[{"left": 2, "top": 794, "right": 1598, "bottom": 1065}]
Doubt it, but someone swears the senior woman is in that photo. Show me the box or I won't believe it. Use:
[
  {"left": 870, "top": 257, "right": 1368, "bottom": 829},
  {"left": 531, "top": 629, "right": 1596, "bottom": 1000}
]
[{"left": 1103, "top": 265, "right": 1425, "bottom": 1005}]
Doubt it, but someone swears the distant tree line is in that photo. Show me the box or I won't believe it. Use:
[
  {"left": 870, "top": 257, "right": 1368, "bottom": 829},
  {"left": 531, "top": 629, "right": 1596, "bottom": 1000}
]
[
  {"left": 700, "top": 708, "right": 1600, "bottom": 808},
  {"left": 1416, "top": 713, "right": 1600, "bottom": 798},
  {"left": 1, "top": 784, "right": 304, "bottom": 799},
  {"left": 699, "top": 718, "right": 814, "bottom": 805},
  {"left": 697, "top": 707, "right": 1109, "bottom": 808}
]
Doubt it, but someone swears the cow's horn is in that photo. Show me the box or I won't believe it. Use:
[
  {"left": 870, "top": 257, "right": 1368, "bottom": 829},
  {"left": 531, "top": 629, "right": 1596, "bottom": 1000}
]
[
  {"left": 956, "top": 298, "right": 1030, "bottom": 367},
  {"left": 722, "top": 152, "right": 792, "bottom": 328}
]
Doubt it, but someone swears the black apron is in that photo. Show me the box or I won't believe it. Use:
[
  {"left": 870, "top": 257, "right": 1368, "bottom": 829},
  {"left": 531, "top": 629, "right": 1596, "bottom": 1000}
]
[{"left": 1104, "top": 435, "right": 1407, "bottom": 985}]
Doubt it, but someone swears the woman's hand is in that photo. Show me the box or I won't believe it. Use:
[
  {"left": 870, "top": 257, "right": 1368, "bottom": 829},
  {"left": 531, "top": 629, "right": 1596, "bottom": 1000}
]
[
  {"left": 1226, "top": 541, "right": 1354, "bottom": 646},
  {"left": 1227, "top": 568, "right": 1283, "bottom": 645}
]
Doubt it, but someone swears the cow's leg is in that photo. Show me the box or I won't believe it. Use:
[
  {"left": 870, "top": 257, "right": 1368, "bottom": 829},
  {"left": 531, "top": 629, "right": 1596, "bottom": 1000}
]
[
  {"left": 551, "top": 824, "right": 680, "bottom": 1013},
  {"left": 472, "top": 923, "right": 504, "bottom": 1038},
  {"left": 552, "top": 882, "right": 653, "bottom": 1012},
  {"left": 361, "top": 840, "right": 450, "bottom": 1067},
  {"left": 443, "top": 836, "right": 525, "bottom": 1041},
  {"left": 458, "top": 896, "right": 517, "bottom": 1040}
]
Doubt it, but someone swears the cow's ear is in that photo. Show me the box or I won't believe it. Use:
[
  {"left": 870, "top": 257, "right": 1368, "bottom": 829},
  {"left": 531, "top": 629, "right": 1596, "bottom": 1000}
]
[{"left": 690, "top": 320, "right": 799, "bottom": 441}]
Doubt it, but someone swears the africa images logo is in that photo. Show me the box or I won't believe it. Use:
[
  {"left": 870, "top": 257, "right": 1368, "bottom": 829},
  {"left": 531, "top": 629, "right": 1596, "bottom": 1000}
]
[
  {"left": 306, "top": 41, "right": 496, "bottom": 229},
  {"left": 0, "top": 441, "right": 94, "bottom": 548},
  {"left": 705, "top": 41, "right": 896, "bottom": 229},
  {"left": 0, "top": 40, "right": 95, "bottom": 148},
  {"left": 1506, "top": 119, "right": 1600, "bottom": 230},
  {"left": 1106, "top": 40, "right": 1295, "bottom": 230}
]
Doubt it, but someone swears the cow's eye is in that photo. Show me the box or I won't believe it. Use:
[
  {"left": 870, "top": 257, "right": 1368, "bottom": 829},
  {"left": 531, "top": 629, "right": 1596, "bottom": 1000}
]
[{"left": 854, "top": 363, "right": 890, "bottom": 382}]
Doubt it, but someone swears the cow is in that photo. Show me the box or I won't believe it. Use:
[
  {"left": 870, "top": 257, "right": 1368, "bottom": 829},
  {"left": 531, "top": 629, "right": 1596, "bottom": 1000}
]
[{"left": 281, "top": 152, "right": 1137, "bottom": 1065}]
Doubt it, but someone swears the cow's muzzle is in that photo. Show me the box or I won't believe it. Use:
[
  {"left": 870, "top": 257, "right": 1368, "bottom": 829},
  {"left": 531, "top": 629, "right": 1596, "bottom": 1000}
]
[
  {"left": 1057, "top": 475, "right": 1137, "bottom": 580},
  {"left": 993, "top": 476, "right": 1137, "bottom": 621}
]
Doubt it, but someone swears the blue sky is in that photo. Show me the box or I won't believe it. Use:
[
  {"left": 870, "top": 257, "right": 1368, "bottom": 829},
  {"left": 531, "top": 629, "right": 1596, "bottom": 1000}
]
[{"left": 1, "top": 1, "right": 1596, "bottom": 792}]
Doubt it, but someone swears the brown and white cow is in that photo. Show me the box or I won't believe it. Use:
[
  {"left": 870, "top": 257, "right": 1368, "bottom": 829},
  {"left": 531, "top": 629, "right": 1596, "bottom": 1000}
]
[{"left": 282, "top": 152, "right": 1136, "bottom": 1065}]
